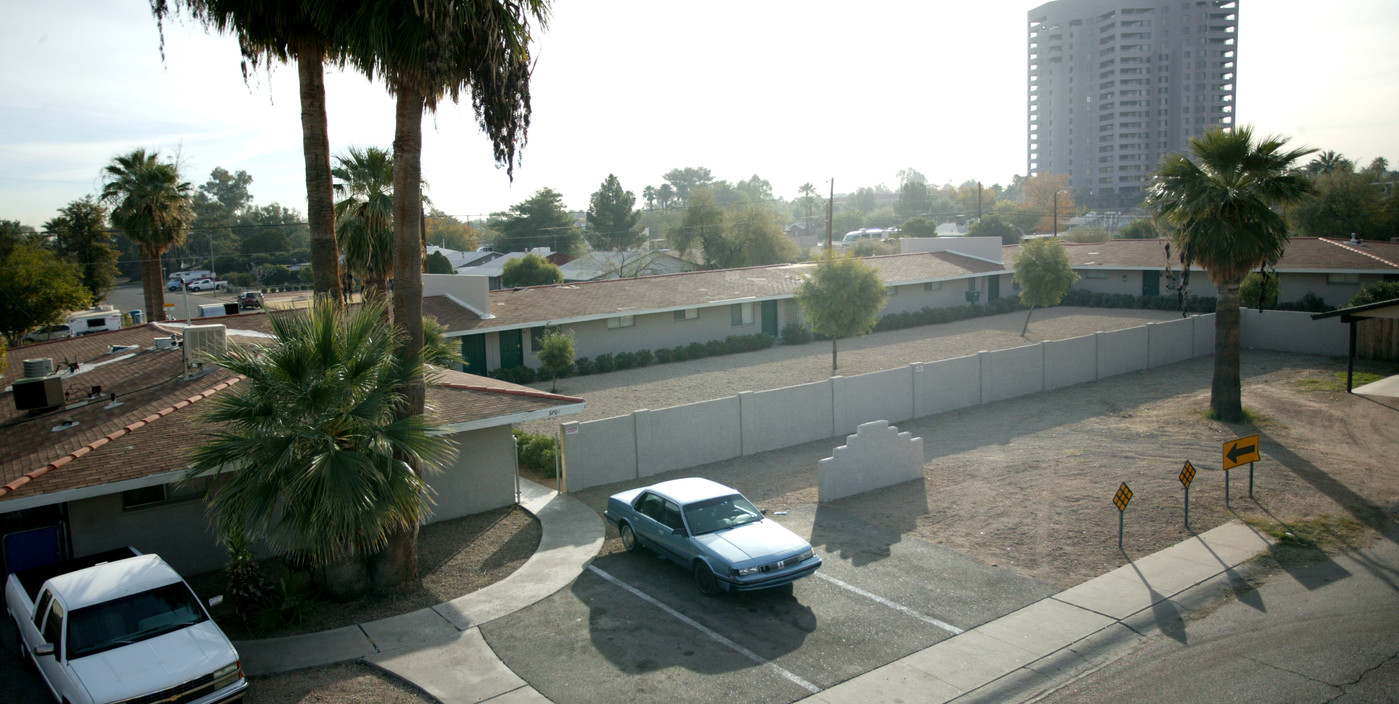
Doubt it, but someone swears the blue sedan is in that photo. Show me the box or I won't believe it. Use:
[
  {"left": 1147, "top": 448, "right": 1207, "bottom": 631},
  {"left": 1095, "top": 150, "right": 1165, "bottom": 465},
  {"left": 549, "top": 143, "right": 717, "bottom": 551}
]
[{"left": 603, "top": 477, "right": 822, "bottom": 595}]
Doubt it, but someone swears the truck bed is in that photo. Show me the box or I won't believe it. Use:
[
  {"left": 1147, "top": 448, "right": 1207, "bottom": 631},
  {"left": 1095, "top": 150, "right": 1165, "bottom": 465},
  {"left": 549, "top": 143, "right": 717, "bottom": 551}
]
[{"left": 10, "top": 547, "right": 140, "bottom": 603}]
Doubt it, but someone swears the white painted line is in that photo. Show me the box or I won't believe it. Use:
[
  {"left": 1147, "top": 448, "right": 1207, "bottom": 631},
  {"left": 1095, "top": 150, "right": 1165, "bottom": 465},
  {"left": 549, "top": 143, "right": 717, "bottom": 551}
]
[
  {"left": 586, "top": 565, "right": 821, "bottom": 694},
  {"left": 815, "top": 572, "right": 964, "bottom": 636}
]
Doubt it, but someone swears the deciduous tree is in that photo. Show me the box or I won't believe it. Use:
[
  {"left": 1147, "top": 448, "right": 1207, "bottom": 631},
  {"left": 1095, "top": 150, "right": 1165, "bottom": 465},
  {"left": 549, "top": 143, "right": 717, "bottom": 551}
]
[
  {"left": 793, "top": 254, "right": 888, "bottom": 372},
  {"left": 536, "top": 328, "right": 575, "bottom": 392},
  {"left": 501, "top": 252, "right": 563, "bottom": 287},
  {"left": 1012, "top": 238, "right": 1077, "bottom": 336},
  {"left": 46, "top": 196, "right": 119, "bottom": 305}
]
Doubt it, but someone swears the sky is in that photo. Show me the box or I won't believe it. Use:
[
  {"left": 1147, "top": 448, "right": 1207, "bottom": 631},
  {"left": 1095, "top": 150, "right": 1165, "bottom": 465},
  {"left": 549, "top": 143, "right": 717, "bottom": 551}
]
[{"left": 2, "top": 1, "right": 1398, "bottom": 228}]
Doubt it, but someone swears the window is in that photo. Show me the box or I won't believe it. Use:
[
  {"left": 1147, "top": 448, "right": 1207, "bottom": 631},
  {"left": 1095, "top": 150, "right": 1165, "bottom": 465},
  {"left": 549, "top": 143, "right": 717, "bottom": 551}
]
[
  {"left": 886, "top": 286, "right": 898, "bottom": 297},
  {"left": 530, "top": 327, "right": 547, "bottom": 350},
  {"left": 731, "top": 302, "right": 754, "bottom": 327},
  {"left": 1083, "top": 270, "right": 1109, "bottom": 279},
  {"left": 122, "top": 479, "right": 206, "bottom": 511},
  {"left": 1326, "top": 273, "right": 1360, "bottom": 284},
  {"left": 924, "top": 281, "right": 942, "bottom": 292},
  {"left": 606, "top": 315, "right": 635, "bottom": 330},
  {"left": 673, "top": 308, "right": 698, "bottom": 321}
]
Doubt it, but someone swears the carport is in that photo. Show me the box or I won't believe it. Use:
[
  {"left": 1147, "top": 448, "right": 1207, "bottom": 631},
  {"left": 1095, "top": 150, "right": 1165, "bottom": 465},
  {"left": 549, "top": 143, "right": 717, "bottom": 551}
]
[{"left": 1312, "top": 296, "right": 1399, "bottom": 397}]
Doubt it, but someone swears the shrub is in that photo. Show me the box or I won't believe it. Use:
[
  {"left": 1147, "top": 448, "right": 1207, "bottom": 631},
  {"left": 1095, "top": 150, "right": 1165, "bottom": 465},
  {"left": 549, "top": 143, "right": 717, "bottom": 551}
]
[
  {"left": 1277, "top": 292, "right": 1332, "bottom": 313},
  {"left": 488, "top": 365, "right": 536, "bottom": 384},
  {"left": 781, "top": 323, "right": 812, "bottom": 345},
  {"left": 614, "top": 351, "right": 637, "bottom": 370},
  {"left": 671, "top": 345, "right": 689, "bottom": 362},
  {"left": 705, "top": 339, "right": 726, "bottom": 356},
  {"left": 655, "top": 347, "right": 674, "bottom": 364},
  {"left": 634, "top": 349, "right": 654, "bottom": 367},
  {"left": 685, "top": 341, "right": 708, "bottom": 359},
  {"left": 513, "top": 429, "right": 558, "bottom": 477},
  {"left": 593, "top": 353, "right": 616, "bottom": 374},
  {"left": 574, "top": 356, "right": 594, "bottom": 376}
]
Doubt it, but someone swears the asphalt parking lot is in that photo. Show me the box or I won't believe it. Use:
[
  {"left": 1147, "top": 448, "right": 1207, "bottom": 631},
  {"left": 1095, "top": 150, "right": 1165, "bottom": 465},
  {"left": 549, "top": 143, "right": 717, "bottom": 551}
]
[{"left": 481, "top": 501, "right": 1058, "bottom": 704}]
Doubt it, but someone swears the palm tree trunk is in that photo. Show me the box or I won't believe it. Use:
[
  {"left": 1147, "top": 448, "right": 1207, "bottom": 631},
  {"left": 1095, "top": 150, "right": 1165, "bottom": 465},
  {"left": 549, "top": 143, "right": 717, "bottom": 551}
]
[
  {"left": 1212, "top": 279, "right": 1244, "bottom": 422},
  {"left": 298, "top": 39, "right": 341, "bottom": 303},
  {"left": 144, "top": 245, "right": 166, "bottom": 322},
  {"left": 831, "top": 336, "right": 838, "bottom": 373},
  {"left": 371, "top": 84, "right": 427, "bottom": 594}
]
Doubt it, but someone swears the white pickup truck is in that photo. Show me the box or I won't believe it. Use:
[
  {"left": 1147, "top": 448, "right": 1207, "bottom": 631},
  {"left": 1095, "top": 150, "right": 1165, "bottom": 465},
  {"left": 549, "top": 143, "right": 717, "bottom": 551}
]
[{"left": 6, "top": 547, "right": 247, "bottom": 704}]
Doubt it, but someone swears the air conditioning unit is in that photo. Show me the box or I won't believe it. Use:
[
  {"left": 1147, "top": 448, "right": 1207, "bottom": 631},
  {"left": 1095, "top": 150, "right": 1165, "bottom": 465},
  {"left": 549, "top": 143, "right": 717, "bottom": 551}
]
[
  {"left": 183, "top": 324, "right": 227, "bottom": 368},
  {"left": 23, "top": 358, "right": 54, "bottom": 378},
  {"left": 13, "top": 376, "right": 64, "bottom": 412}
]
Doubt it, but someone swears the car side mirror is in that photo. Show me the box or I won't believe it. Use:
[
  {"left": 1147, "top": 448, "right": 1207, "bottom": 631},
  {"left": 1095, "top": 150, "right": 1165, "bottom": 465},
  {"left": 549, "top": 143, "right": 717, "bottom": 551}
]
[
  {"left": 35, "top": 643, "right": 55, "bottom": 657},
  {"left": 761, "top": 508, "right": 768, "bottom": 515}
]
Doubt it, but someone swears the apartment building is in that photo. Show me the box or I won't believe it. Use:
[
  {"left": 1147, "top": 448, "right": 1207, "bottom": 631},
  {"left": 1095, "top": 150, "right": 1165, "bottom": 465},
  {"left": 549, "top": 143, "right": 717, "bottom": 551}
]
[{"left": 1028, "top": 0, "right": 1239, "bottom": 208}]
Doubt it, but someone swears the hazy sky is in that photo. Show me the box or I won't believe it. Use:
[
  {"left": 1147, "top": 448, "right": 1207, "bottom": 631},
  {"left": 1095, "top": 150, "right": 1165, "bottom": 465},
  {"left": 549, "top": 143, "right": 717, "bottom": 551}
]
[{"left": 3, "top": 1, "right": 1397, "bottom": 228}]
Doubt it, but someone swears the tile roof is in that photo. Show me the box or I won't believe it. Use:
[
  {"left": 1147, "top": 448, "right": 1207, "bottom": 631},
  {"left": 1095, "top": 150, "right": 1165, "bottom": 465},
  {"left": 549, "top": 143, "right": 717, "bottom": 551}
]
[
  {"left": 1002, "top": 238, "right": 1399, "bottom": 272},
  {"left": 1, "top": 317, "right": 583, "bottom": 505},
  {"left": 423, "top": 251, "right": 1007, "bottom": 333}
]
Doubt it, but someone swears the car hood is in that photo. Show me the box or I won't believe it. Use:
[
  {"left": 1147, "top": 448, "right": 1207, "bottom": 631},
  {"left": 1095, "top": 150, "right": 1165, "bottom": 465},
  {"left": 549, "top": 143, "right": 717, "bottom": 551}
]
[
  {"left": 694, "top": 520, "right": 810, "bottom": 565},
  {"left": 68, "top": 621, "right": 238, "bottom": 701}
]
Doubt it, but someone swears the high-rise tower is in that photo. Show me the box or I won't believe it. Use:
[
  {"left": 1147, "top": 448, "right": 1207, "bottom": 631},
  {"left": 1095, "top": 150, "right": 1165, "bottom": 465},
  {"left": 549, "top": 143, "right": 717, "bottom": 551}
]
[{"left": 1028, "top": 0, "right": 1238, "bottom": 209}]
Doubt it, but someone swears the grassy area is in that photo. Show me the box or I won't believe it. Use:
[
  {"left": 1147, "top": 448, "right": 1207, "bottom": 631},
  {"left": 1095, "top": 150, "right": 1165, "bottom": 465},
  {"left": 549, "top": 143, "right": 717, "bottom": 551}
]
[
  {"left": 1248, "top": 514, "right": 1377, "bottom": 568},
  {"left": 1296, "top": 370, "right": 1386, "bottom": 392}
]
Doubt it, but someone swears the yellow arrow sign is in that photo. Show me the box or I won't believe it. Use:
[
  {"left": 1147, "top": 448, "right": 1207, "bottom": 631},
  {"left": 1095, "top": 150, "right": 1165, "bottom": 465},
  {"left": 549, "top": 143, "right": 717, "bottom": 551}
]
[{"left": 1222, "top": 434, "right": 1260, "bottom": 471}]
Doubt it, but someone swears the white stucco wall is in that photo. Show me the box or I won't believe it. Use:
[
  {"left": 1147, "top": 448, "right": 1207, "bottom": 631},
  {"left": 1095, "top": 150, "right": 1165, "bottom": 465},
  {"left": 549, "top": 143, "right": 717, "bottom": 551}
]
[{"left": 430, "top": 425, "right": 518, "bottom": 523}]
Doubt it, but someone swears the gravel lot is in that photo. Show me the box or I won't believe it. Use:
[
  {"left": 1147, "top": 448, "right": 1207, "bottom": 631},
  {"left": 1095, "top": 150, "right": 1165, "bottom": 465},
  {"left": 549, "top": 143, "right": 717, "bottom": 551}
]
[{"left": 521, "top": 306, "right": 1186, "bottom": 431}]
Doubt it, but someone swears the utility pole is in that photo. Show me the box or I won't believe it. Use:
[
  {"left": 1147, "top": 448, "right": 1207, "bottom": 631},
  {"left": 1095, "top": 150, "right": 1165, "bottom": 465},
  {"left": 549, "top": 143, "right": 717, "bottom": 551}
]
[
  {"left": 1053, "top": 191, "right": 1059, "bottom": 237},
  {"left": 977, "top": 181, "right": 982, "bottom": 221},
  {"left": 826, "top": 179, "right": 834, "bottom": 250}
]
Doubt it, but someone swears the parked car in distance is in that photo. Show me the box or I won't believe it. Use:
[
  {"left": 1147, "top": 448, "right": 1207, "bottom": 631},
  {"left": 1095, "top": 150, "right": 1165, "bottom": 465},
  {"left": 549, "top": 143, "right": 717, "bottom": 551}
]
[
  {"left": 23, "top": 324, "right": 73, "bottom": 343},
  {"left": 604, "top": 477, "right": 821, "bottom": 595},
  {"left": 186, "top": 278, "right": 228, "bottom": 292},
  {"left": 167, "top": 279, "right": 186, "bottom": 291},
  {"left": 237, "top": 291, "right": 263, "bottom": 309}
]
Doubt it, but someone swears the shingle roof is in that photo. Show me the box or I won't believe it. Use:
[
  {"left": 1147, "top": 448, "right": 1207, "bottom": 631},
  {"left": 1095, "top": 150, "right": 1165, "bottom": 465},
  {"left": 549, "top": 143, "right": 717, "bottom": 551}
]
[
  {"left": 1002, "top": 238, "right": 1399, "bottom": 272},
  {"left": 1, "top": 317, "right": 583, "bottom": 504},
  {"left": 423, "top": 251, "right": 1006, "bottom": 333}
]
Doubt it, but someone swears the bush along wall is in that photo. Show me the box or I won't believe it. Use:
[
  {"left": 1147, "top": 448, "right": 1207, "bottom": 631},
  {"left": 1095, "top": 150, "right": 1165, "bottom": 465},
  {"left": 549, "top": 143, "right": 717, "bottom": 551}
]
[
  {"left": 513, "top": 429, "right": 557, "bottom": 478},
  {"left": 1058, "top": 288, "right": 1333, "bottom": 314}
]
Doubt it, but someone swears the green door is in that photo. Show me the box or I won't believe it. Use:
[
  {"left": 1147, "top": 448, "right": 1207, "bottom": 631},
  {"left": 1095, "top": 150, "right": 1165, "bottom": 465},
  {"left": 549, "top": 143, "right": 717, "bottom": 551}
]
[
  {"left": 500, "top": 329, "right": 524, "bottom": 369},
  {"left": 761, "top": 300, "right": 778, "bottom": 337},
  {"left": 987, "top": 276, "right": 1000, "bottom": 301},
  {"left": 461, "top": 335, "right": 486, "bottom": 375},
  {"left": 1142, "top": 270, "right": 1160, "bottom": 297}
]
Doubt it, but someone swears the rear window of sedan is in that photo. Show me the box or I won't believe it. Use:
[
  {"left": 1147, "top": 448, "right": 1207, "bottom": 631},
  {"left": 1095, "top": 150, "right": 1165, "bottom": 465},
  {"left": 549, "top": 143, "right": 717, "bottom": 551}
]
[{"left": 684, "top": 495, "right": 763, "bottom": 535}]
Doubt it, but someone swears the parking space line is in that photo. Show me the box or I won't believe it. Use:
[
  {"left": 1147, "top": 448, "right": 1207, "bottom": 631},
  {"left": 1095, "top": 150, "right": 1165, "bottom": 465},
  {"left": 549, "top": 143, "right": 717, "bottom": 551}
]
[
  {"left": 815, "top": 572, "right": 964, "bottom": 636},
  {"left": 586, "top": 565, "right": 821, "bottom": 694}
]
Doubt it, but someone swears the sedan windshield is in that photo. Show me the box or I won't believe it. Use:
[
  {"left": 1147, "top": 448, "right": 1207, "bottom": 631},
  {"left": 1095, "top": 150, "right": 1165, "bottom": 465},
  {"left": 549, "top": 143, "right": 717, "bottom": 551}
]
[{"left": 684, "top": 494, "right": 763, "bottom": 535}]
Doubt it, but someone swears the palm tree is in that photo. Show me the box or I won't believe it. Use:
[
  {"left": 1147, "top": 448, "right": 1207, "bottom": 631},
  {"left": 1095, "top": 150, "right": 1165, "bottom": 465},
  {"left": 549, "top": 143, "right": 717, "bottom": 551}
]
[
  {"left": 150, "top": 1, "right": 342, "bottom": 301},
  {"left": 101, "top": 149, "right": 194, "bottom": 322},
  {"left": 332, "top": 146, "right": 395, "bottom": 300},
  {"left": 642, "top": 185, "right": 656, "bottom": 211},
  {"left": 336, "top": 0, "right": 549, "bottom": 591},
  {"left": 1306, "top": 150, "right": 1351, "bottom": 176},
  {"left": 187, "top": 299, "right": 456, "bottom": 600},
  {"left": 1146, "top": 126, "right": 1313, "bottom": 421},
  {"left": 798, "top": 182, "right": 818, "bottom": 233}
]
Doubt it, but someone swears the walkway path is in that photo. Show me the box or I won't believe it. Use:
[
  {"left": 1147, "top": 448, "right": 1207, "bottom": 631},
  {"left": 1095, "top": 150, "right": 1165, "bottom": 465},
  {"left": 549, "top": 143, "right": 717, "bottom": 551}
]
[{"left": 236, "top": 479, "right": 604, "bottom": 704}]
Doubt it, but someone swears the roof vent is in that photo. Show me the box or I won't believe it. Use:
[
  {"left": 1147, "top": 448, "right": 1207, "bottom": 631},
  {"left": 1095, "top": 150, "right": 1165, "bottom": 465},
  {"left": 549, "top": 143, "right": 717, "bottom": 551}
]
[
  {"left": 1348, "top": 233, "right": 1364, "bottom": 246},
  {"left": 154, "top": 336, "right": 179, "bottom": 350},
  {"left": 23, "top": 358, "right": 54, "bottom": 378}
]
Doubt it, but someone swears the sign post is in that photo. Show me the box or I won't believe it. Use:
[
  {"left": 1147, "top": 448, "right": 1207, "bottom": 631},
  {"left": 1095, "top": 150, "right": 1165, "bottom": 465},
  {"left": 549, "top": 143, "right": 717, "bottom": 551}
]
[
  {"left": 1179, "top": 461, "right": 1196, "bottom": 527},
  {"left": 1222, "top": 435, "right": 1260, "bottom": 508},
  {"left": 1113, "top": 482, "right": 1133, "bottom": 549}
]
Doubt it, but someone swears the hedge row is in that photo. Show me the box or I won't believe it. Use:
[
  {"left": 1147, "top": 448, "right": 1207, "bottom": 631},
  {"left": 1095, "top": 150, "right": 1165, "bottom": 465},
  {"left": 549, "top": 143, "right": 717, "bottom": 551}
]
[
  {"left": 873, "top": 296, "right": 1027, "bottom": 334},
  {"left": 261, "top": 284, "right": 314, "bottom": 294},
  {"left": 487, "top": 332, "right": 778, "bottom": 385},
  {"left": 1059, "top": 288, "right": 1333, "bottom": 313}
]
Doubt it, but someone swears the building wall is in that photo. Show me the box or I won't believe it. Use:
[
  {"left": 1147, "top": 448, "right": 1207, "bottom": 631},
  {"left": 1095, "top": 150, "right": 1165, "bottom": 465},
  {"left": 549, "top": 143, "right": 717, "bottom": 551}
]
[
  {"left": 431, "top": 425, "right": 518, "bottom": 523},
  {"left": 68, "top": 492, "right": 224, "bottom": 575},
  {"left": 559, "top": 311, "right": 1347, "bottom": 493}
]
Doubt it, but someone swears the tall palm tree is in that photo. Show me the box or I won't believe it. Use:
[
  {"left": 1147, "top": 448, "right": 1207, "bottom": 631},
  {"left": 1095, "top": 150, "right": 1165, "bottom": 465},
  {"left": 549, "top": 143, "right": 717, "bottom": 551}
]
[
  {"left": 336, "top": 0, "right": 549, "bottom": 591},
  {"left": 332, "top": 146, "right": 395, "bottom": 300},
  {"left": 1146, "top": 126, "right": 1314, "bottom": 421},
  {"left": 150, "top": 1, "right": 343, "bottom": 301},
  {"left": 1306, "top": 150, "right": 1351, "bottom": 176},
  {"left": 187, "top": 299, "right": 456, "bottom": 600},
  {"left": 798, "top": 182, "right": 818, "bottom": 233},
  {"left": 101, "top": 149, "right": 194, "bottom": 322}
]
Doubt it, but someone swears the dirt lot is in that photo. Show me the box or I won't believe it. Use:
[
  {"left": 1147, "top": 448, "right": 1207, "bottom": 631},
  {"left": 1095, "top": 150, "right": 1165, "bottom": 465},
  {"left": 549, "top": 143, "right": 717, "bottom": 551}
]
[{"left": 569, "top": 351, "right": 1399, "bottom": 590}]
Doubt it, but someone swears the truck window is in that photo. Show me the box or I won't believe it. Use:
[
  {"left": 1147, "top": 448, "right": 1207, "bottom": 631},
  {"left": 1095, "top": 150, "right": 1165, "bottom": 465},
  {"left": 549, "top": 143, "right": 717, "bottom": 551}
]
[
  {"left": 34, "top": 589, "right": 53, "bottom": 630},
  {"left": 41, "top": 598, "right": 64, "bottom": 650},
  {"left": 66, "top": 582, "right": 207, "bottom": 659}
]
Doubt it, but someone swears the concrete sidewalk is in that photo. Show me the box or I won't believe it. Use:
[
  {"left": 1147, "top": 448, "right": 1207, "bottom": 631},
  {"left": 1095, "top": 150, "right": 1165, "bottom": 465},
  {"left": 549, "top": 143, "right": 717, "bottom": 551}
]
[
  {"left": 803, "top": 521, "right": 1274, "bottom": 703},
  {"left": 236, "top": 478, "right": 604, "bottom": 702}
]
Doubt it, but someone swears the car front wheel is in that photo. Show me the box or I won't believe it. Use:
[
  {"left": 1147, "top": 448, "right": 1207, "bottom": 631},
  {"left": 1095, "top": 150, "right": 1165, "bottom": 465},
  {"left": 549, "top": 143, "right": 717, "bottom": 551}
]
[
  {"left": 619, "top": 523, "right": 639, "bottom": 552},
  {"left": 693, "top": 562, "right": 720, "bottom": 597}
]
